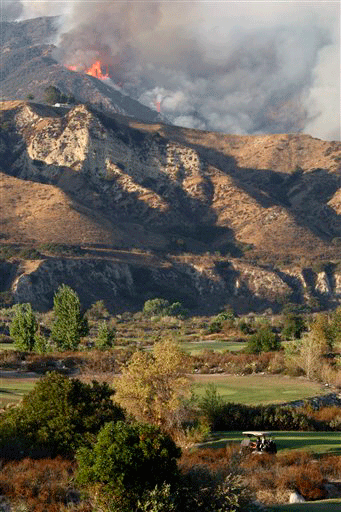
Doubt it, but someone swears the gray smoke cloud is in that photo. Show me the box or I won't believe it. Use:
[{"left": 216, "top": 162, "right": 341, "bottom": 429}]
[
  {"left": 1, "top": 0, "right": 23, "bottom": 20},
  {"left": 4, "top": 0, "right": 340, "bottom": 140}
]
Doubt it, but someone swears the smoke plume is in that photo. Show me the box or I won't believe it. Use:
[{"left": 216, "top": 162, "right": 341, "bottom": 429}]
[{"left": 4, "top": 0, "right": 340, "bottom": 140}]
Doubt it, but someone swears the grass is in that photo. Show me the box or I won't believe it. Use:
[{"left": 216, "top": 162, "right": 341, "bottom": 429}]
[
  {"left": 0, "top": 376, "right": 38, "bottom": 407},
  {"left": 0, "top": 342, "right": 15, "bottom": 351},
  {"left": 191, "top": 374, "right": 326, "bottom": 405},
  {"left": 199, "top": 431, "right": 341, "bottom": 456},
  {"left": 180, "top": 340, "right": 246, "bottom": 354},
  {"left": 268, "top": 499, "right": 341, "bottom": 511}
]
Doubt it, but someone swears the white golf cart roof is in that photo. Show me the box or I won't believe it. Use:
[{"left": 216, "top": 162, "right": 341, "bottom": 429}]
[{"left": 242, "top": 431, "right": 273, "bottom": 437}]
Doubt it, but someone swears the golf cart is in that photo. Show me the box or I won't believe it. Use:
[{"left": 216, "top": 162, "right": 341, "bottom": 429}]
[{"left": 240, "top": 431, "right": 277, "bottom": 455}]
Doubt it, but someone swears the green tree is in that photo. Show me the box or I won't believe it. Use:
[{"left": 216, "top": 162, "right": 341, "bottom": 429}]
[
  {"left": 76, "top": 420, "right": 181, "bottom": 509},
  {"left": 33, "top": 332, "right": 48, "bottom": 353},
  {"left": 198, "top": 384, "right": 224, "bottom": 429},
  {"left": 51, "top": 284, "right": 88, "bottom": 350},
  {"left": 96, "top": 321, "right": 116, "bottom": 350},
  {"left": 43, "top": 85, "right": 62, "bottom": 104},
  {"left": 143, "top": 298, "right": 170, "bottom": 317},
  {"left": 246, "top": 325, "right": 280, "bottom": 353},
  {"left": 143, "top": 298, "right": 187, "bottom": 318},
  {"left": 0, "top": 372, "right": 124, "bottom": 458},
  {"left": 310, "top": 309, "right": 341, "bottom": 351},
  {"left": 9, "top": 303, "right": 37, "bottom": 351},
  {"left": 282, "top": 312, "right": 306, "bottom": 340},
  {"left": 114, "top": 340, "right": 190, "bottom": 430}
]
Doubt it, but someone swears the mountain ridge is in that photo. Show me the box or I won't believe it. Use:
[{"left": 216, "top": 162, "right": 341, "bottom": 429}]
[{"left": 1, "top": 100, "right": 340, "bottom": 312}]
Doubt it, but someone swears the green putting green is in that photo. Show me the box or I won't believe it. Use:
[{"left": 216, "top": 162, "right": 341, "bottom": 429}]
[
  {"left": 191, "top": 374, "right": 327, "bottom": 405},
  {"left": 199, "top": 431, "right": 341, "bottom": 456},
  {"left": 0, "top": 376, "right": 37, "bottom": 407},
  {"left": 181, "top": 340, "right": 246, "bottom": 354}
]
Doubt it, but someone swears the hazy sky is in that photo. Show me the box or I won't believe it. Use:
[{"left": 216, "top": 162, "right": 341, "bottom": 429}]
[{"left": 2, "top": 0, "right": 340, "bottom": 140}]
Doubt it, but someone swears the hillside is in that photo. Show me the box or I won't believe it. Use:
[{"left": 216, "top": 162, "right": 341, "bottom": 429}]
[
  {"left": 0, "top": 16, "right": 160, "bottom": 123},
  {"left": 0, "top": 100, "right": 341, "bottom": 312}
]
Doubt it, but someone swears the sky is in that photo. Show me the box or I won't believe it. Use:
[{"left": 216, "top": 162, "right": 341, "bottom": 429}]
[{"left": 2, "top": 0, "right": 340, "bottom": 140}]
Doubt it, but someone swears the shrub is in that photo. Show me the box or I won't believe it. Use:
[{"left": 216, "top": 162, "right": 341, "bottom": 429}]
[
  {"left": 0, "top": 456, "right": 79, "bottom": 511},
  {"left": 0, "top": 372, "right": 124, "bottom": 458},
  {"left": 95, "top": 321, "right": 116, "bottom": 350},
  {"left": 86, "top": 300, "right": 109, "bottom": 321},
  {"left": 198, "top": 385, "right": 224, "bottom": 428},
  {"left": 246, "top": 326, "right": 280, "bottom": 354},
  {"left": 33, "top": 332, "right": 49, "bottom": 353},
  {"left": 179, "top": 467, "right": 254, "bottom": 512},
  {"left": 44, "top": 85, "right": 62, "bottom": 104},
  {"left": 76, "top": 420, "right": 181, "bottom": 508},
  {"left": 137, "top": 483, "right": 177, "bottom": 512},
  {"left": 18, "top": 247, "right": 42, "bottom": 260},
  {"left": 143, "top": 298, "right": 187, "bottom": 318},
  {"left": 282, "top": 313, "right": 306, "bottom": 340},
  {"left": 209, "top": 402, "right": 317, "bottom": 432},
  {"left": 143, "top": 298, "right": 170, "bottom": 317}
]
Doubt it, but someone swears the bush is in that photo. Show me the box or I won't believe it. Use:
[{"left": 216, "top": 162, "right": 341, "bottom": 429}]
[
  {"left": 209, "top": 402, "right": 317, "bottom": 432},
  {"left": 198, "top": 385, "right": 224, "bottom": 429},
  {"left": 95, "top": 321, "right": 116, "bottom": 350},
  {"left": 246, "top": 326, "right": 280, "bottom": 354},
  {"left": 179, "top": 467, "right": 254, "bottom": 512},
  {"left": 44, "top": 85, "right": 62, "bottom": 104},
  {"left": 86, "top": 300, "right": 109, "bottom": 321},
  {"left": 282, "top": 313, "right": 306, "bottom": 340},
  {"left": 0, "top": 456, "right": 78, "bottom": 511},
  {"left": 76, "top": 420, "right": 181, "bottom": 508},
  {"left": 137, "top": 483, "right": 177, "bottom": 512},
  {"left": 143, "top": 298, "right": 187, "bottom": 318},
  {"left": 143, "top": 298, "right": 170, "bottom": 317},
  {"left": 0, "top": 372, "right": 124, "bottom": 458}
]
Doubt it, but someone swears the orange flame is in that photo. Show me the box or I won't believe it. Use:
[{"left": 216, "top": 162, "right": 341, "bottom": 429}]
[
  {"left": 67, "top": 60, "right": 110, "bottom": 79},
  {"left": 86, "top": 60, "right": 109, "bottom": 80}
]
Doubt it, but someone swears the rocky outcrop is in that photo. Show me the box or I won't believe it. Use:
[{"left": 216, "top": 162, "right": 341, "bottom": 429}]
[
  {"left": 6, "top": 254, "right": 341, "bottom": 313},
  {"left": 1, "top": 100, "right": 341, "bottom": 312}
]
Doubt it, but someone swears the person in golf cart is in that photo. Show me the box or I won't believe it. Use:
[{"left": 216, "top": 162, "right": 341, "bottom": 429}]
[{"left": 240, "top": 431, "right": 277, "bottom": 454}]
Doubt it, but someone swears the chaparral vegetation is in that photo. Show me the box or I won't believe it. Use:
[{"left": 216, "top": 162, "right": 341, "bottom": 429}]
[{"left": 0, "top": 285, "right": 340, "bottom": 511}]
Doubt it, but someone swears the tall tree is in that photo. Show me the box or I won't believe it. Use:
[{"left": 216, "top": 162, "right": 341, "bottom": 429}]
[
  {"left": 10, "top": 303, "right": 37, "bottom": 351},
  {"left": 51, "top": 284, "right": 88, "bottom": 350}
]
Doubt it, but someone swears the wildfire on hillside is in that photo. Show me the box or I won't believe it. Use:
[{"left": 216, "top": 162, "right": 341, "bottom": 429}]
[{"left": 67, "top": 60, "right": 110, "bottom": 80}]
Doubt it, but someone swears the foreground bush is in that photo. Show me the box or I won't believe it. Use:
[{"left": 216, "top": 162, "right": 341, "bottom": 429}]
[
  {"left": 0, "top": 372, "right": 124, "bottom": 458},
  {"left": 179, "top": 468, "right": 255, "bottom": 512},
  {"left": 76, "top": 420, "right": 181, "bottom": 510},
  {"left": 0, "top": 457, "right": 87, "bottom": 512},
  {"left": 180, "top": 446, "right": 340, "bottom": 507}
]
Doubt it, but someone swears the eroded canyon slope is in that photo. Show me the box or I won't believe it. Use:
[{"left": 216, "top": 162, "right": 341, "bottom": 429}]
[{"left": 1, "top": 100, "right": 341, "bottom": 313}]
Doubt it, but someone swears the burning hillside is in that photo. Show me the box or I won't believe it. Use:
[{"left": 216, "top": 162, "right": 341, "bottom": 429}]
[
  {"left": 68, "top": 60, "right": 110, "bottom": 80},
  {"left": 0, "top": 16, "right": 160, "bottom": 123}
]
